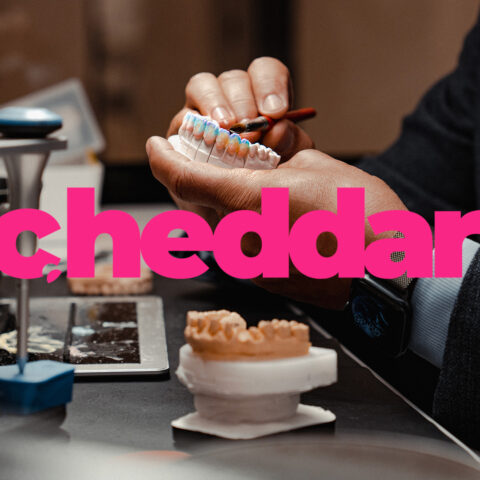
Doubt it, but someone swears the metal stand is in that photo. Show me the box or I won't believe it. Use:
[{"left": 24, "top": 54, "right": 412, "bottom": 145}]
[{"left": 0, "top": 114, "right": 66, "bottom": 372}]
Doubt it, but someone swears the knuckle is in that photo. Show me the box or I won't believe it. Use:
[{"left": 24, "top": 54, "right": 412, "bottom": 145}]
[
  {"left": 185, "top": 72, "right": 215, "bottom": 95},
  {"left": 269, "top": 57, "right": 290, "bottom": 75},
  {"left": 229, "top": 96, "right": 254, "bottom": 112},
  {"left": 201, "top": 89, "right": 223, "bottom": 105},
  {"left": 292, "top": 149, "right": 312, "bottom": 163},
  {"left": 218, "top": 69, "right": 247, "bottom": 83},
  {"left": 248, "top": 57, "right": 266, "bottom": 74},
  {"left": 301, "top": 148, "right": 319, "bottom": 158},
  {"left": 248, "top": 57, "right": 289, "bottom": 76},
  {"left": 289, "top": 149, "right": 319, "bottom": 168}
]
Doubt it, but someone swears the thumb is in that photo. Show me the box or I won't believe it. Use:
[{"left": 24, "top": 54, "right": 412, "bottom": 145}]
[
  {"left": 146, "top": 136, "right": 263, "bottom": 212},
  {"left": 262, "top": 120, "right": 314, "bottom": 161}
]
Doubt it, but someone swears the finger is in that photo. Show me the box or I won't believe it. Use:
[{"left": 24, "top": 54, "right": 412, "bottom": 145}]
[
  {"left": 167, "top": 107, "right": 197, "bottom": 137},
  {"left": 218, "top": 69, "right": 258, "bottom": 122},
  {"left": 185, "top": 72, "right": 236, "bottom": 127},
  {"left": 147, "top": 136, "right": 263, "bottom": 212},
  {"left": 262, "top": 120, "right": 314, "bottom": 161},
  {"left": 248, "top": 57, "right": 291, "bottom": 118}
]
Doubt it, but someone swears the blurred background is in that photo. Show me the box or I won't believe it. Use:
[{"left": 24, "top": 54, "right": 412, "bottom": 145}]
[{"left": 0, "top": 0, "right": 479, "bottom": 202}]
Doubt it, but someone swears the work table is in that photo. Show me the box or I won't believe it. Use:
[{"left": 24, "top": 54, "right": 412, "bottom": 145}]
[
  {"left": 3, "top": 272, "right": 470, "bottom": 459},
  {"left": 1, "top": 202, "right": 478, "bottom": 477}
]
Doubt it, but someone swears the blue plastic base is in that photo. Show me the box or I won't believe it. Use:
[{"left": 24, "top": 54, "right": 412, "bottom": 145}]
[{"left": 0, "top": 360, "right": 74, "bottom": 415}]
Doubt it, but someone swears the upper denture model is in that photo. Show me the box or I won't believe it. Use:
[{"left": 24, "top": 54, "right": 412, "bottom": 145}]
[{"left": 168, "top": 112, "right": 281, "bottom": 169}]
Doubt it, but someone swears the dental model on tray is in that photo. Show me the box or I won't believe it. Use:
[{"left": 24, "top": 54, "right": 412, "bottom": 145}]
[
  {"left": 172, "top": 310, "right": 337, "bottom": 440},
  {"left": 68, "top": 264, "right": 153, "bottom": 296},
  {"left": 168, "top": 112, "right": 281, "bottom": 169}
]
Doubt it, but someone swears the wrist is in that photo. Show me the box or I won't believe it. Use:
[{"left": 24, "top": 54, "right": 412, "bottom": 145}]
[{"left": 347, "top": 232, "right": 417, "bottom": 357}]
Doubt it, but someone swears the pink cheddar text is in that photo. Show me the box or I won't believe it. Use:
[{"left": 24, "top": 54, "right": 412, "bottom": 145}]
[{"left": 0, "top": 187, "right": 476, "bottom": 280}]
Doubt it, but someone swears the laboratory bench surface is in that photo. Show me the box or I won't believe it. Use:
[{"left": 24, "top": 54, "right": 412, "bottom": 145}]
[{"left": 2, "top": 271, "right": 477, "bottom": 467}]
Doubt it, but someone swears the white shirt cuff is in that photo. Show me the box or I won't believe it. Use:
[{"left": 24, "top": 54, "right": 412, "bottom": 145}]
[{"left": 409, "top": 238, "right": 480, "bottom": 368}]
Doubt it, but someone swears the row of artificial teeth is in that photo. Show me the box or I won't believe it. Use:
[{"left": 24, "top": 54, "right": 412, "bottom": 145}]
[
  {"left": 178, "top": 112, "right": 281, "bottom": 169},
  {"left": 186, "top": 318, "right": 309, "bottom": 342}
]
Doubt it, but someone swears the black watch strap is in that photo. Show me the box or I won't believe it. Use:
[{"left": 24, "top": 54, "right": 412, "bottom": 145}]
[{"left": 348, "top": 232, "right": 417, "bottom": 357}]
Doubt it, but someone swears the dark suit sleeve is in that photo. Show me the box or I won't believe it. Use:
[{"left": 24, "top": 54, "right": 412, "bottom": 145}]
[
  {"left": 357, "top": 16, "right": 480, "bottom": 224},
  {"left": 356, "top": 17, "right": 480, "bottom": 447},
  {"left": 432, "top": 248, "right": 480, "bottom": 447}
]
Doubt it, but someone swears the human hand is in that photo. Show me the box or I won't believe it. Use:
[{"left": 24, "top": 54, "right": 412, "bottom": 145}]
[
  {"left": 165, "top": 57, "right": 314, "bottom": 228},
  {"left": 167, "top": 57, "right": 314, "bottom": 161},
  {"left": 147, "top": 137, "right": 407, "bottom": 310}
]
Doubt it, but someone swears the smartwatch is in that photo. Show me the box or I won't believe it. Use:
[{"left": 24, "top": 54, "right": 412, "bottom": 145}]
[{"left": 348, "top": 233, "right": 417, "bottom": 358}]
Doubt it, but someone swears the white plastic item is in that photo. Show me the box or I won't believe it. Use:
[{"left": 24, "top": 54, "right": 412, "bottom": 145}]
[
  {"left": 176, "top": 344, "right": 337, "bottom": 397},
  {"left": 171, "top": 404, "right": 336, "bottom": 440},
  {"left": 174, "top": 345, "right": 337, "bottom": 430}
]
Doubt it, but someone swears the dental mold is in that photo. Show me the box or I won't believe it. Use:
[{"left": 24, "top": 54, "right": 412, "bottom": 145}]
[
  {"left": 184, "top": 309, "right": 310, "bottom": 360},
  {"left": 68, "top": 264, "right": 153, "bottom": 295},
  {"left": 169, "top": 112, "right": 281, "bottom": 169},
  {"left": 173, "top": 310, "right": 337, "bottom": 437}
]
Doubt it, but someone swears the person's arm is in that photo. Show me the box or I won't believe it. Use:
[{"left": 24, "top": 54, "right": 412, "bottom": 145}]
[
  {"left": 355, "top": 16, "right": 480, "bottom": 446},
  {"left": 357, "top": 15, "right": 480, "bottom": 223}
]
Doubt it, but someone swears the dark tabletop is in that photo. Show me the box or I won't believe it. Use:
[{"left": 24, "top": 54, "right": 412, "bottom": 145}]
[{"left": 1, "top": 274, "right": 474, "bottom": 461}]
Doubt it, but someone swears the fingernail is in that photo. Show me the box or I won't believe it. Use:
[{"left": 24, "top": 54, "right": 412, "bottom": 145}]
[
  {"left": 211, "top": 107, "right": 231, "bottom": 126},
  {"left": 262, "top": 94, "right": 285, "bottom": 113}
]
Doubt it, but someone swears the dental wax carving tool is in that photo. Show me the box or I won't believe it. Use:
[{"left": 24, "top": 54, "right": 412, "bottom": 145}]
[
  {"left": 169, "top": 112, "right": 281, "bottom": 170},
  {"left": 172, "top": 310, "right": 337, "bottom": 439},
  {"left": 229, "top": 107, "right": 317, "bottom": 134}
]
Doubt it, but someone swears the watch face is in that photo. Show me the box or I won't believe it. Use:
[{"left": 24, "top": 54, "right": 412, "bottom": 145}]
[
  {"left": 351, "top": 295, "right": 389, "bottom": 339},
  {"left": 349, "top": 280, "right": 411, "bottom": 357}
]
